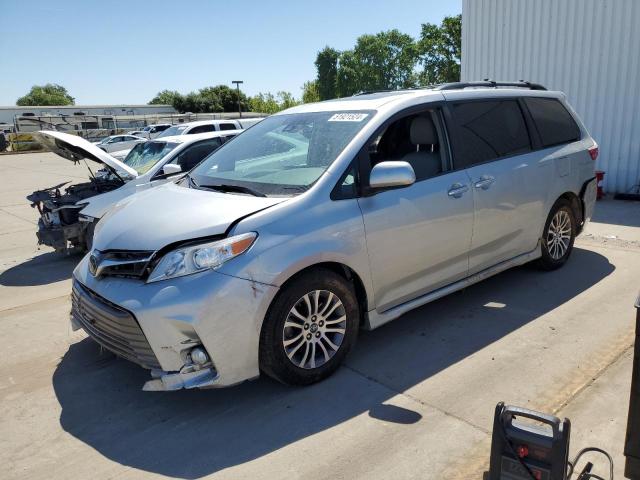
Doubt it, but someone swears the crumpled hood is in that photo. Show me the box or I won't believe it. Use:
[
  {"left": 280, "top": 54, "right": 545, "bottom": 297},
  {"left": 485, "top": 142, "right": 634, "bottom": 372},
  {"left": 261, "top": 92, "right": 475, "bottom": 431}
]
[
  {"left": 92, "top": 182, "right": 284, "bottom": 251},
  {"left": 34, "top": 130, "right": 138, "bottom": 178}
]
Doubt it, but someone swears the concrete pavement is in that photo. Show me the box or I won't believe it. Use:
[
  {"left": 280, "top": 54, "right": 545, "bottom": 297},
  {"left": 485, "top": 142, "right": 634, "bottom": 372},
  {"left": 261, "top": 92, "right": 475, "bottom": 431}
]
[{"left": 1, "top": 152, "right": 638, "bottom": 479}]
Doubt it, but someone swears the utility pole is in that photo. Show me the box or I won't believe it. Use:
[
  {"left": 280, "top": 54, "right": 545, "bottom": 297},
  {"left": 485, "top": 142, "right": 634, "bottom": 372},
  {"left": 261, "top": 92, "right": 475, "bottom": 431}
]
[{"left": 232, "top": 80, "right": 243, "bottom": 118}]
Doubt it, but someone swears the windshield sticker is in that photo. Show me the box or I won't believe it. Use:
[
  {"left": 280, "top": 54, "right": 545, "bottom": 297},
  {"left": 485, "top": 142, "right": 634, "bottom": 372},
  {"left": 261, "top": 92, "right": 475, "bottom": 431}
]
[{"left": 328, "top": 113, "right": 369, "bottom": 122}]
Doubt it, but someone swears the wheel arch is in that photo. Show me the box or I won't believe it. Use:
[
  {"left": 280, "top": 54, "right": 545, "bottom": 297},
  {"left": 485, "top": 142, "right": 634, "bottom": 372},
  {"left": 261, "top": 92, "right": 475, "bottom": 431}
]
[
  {"left": 557, "top": 191, "right": 583, "bottom": 232},
  {"left": 268, "top": 261, "right": 370, "bottom": 328}
]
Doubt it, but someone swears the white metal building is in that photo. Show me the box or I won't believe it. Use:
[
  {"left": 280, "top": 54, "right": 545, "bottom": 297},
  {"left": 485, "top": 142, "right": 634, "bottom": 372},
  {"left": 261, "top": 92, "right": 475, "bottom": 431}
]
[{"left": 462, "top": 0, "right": 640, "bottom": 194}]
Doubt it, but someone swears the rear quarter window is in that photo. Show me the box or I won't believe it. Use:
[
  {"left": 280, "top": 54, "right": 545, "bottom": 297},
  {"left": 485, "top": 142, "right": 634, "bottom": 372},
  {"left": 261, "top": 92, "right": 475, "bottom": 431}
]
[
  {"left": 524, "top": 97, "right": 581, "bottom": 148},
  {"left": 188, "top": 124, "right": 216, "bottom": 134},
  {"left": 449, "top": 100, "right": 532, "bottom": 168}
]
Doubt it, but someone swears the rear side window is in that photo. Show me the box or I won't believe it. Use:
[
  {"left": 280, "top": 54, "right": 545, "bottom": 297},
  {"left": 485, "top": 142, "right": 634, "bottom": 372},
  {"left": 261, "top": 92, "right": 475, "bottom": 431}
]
[
  {"left": 449, "top": 100, "right": 531, "bottom": 168},
  {"left": 219, "top": 123, "right": 237, "bottom": 131},
  {"left": 524, "top": 98, "right": 581, "bottom": 147},
  {"left": 173, "top": 138, "right": 222, "bottom": 171},
  {"left": 188, "top": 124, "right": 216, "bottom": 134}
]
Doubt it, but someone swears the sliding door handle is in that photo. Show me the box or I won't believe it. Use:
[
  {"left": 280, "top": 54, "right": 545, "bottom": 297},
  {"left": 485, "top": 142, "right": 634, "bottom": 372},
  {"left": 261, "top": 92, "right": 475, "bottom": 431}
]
[
  {"left": 474, "top": 175, "right": 495, "bottom": 190},
  {"left": 448, "top": 183, "right": 469, "bottom": 198}
]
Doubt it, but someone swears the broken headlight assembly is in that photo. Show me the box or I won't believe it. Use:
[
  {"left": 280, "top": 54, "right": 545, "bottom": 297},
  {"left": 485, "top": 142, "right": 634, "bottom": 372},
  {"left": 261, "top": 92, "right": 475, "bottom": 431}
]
[{"left": 147, "top": 232, "right": 257, "bottom": 283}]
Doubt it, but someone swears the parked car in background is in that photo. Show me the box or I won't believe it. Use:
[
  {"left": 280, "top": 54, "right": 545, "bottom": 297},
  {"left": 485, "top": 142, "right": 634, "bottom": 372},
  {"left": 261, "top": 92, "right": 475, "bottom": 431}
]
[
  {"left": 157, "top": 118, "right": 264, "bottom": 138},
  {"left": 138, "top": 123, "right": 172, "bottom": 139},
  {"left": 95, "top": 134, "right": 146, "bottom": 153},
  {"left": 29, "top": 129, "right": 240, "bottom": 252},
  {"left": 72, "top": 81, "right": 597, "bottom": 391}
]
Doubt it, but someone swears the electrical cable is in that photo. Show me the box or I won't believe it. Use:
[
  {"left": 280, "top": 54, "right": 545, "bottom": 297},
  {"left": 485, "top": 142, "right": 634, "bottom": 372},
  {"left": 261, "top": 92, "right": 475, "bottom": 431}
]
[{"left": 567, "top": 447, "right": 614, "bottom": 480}]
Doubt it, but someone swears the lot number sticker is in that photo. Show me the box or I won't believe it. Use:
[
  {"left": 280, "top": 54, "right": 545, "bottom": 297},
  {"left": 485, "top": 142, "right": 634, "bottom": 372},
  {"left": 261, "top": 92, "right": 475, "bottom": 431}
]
[{"left": 328, "top": 113, "right": 369, "bottom": 122}]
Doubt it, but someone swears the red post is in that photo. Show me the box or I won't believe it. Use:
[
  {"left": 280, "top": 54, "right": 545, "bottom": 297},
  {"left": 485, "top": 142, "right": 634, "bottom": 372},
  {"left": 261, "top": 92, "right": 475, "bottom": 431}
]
[{"left": 595, "top": 170, "right": 605, "bottom": 200}]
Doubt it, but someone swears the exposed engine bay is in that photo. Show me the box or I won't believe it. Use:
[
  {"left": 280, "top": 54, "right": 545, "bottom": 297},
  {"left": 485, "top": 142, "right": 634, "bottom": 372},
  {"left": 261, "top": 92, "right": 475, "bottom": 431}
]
[{"left": 27, "top": 173, "right": 122, "bottom": 252}]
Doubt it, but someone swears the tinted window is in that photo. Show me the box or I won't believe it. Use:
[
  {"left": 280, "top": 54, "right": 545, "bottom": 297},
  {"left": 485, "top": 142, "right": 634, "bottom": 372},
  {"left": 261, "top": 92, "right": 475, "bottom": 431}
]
[
  {"left": 524, "top": 98, "right": 581, "bottom": 147},
  {"left": 188, "top": 124, "right": 216, "bottom": 134},
  {"left": 173, "top": 138, "right": 222, "bottom": 171},
  {"left": 450, "top": 100, "right": 531, "bottom": 168},
  {"left": 156, "top": 125, "right": 170, "bottom": 132},
  {"left": 219, "top": 123, "right": 236, "bottom": 131}
]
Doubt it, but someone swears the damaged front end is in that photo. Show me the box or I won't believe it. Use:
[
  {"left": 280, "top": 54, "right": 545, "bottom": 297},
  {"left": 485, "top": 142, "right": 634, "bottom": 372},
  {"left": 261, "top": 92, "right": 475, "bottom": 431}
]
[
  {"left": 27, "top": 177, "right": 121, "bottom": 252},
  {"left": 29, "top": 130, "right": 139, "bottom": 252}
]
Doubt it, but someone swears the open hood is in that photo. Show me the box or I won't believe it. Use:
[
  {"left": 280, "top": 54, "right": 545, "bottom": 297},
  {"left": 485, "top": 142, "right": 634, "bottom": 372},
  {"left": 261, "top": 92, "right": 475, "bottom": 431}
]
[{"left": 34, "top": 130, "right": 138, "bottom": 178}]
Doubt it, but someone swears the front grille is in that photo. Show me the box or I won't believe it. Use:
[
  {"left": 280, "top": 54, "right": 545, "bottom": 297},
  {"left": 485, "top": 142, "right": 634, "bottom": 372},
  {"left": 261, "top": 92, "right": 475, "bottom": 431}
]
[
  {"left": 92, "top": 250, "right": 155, "bottom": 278},
  {"left": 71, "top": 280, "right": 161, "bottom": 369}
]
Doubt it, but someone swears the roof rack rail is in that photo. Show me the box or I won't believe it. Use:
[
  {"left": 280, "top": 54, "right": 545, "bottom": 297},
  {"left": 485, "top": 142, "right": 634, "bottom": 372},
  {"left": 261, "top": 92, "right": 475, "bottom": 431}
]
[
  {"left": 434, "top": 80, "right": 547, "bottom": 91},
  {"left": 352, "top": 90, "right": 395, "bottom": 96}
]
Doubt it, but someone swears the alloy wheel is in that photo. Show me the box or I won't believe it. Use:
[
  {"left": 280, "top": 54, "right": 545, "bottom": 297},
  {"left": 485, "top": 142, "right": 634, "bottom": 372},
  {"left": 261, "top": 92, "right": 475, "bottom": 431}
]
[
  {"left": 282, "top": 290, "right": 347, "bottom": 369},
  {"left": 546, "top": 209, "right": 572, "bottom": 260}
]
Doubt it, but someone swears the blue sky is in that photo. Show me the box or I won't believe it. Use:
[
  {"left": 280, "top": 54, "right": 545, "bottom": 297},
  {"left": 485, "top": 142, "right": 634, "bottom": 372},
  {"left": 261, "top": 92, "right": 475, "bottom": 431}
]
[{"left": 2, "top": 0, "right": 461, "bottom": 106}]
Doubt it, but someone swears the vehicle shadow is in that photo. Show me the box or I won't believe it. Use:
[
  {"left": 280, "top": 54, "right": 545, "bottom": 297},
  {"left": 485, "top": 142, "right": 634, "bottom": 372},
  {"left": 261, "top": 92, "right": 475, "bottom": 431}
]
[
  {"left": 0, "top": 251, "right": 80, "bottom": 286},
  {"left": 52, "top": 247, "right": 614, "bottom": 478}
]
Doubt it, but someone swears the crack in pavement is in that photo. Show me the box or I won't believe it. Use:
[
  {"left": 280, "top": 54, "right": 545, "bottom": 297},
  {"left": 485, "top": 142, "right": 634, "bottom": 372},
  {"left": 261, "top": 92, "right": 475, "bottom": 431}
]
[{"left": 0, "top": 207, "right": 37, "bottom": 225}]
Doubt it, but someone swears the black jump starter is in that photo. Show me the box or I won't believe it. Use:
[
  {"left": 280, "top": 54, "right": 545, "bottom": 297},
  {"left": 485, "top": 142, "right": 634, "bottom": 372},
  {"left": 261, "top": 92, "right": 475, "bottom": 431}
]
[{"left": 489, "top": 403, "right": 571, "bottom": 480}]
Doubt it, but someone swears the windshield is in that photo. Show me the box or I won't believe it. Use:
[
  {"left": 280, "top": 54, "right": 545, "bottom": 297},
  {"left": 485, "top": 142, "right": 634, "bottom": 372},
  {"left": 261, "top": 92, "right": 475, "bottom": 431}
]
[
  {"left": 190, "top": 111, "right": 373, "bottom": 195},
  {"left": 122, "top": 141, "right": 180, "bottom": 175},
  {"left": 157, "top": 125, "right": 188, "bottom": 138},
  {"left": 98, "top": 137, "right": 112, "bottom": 144}
]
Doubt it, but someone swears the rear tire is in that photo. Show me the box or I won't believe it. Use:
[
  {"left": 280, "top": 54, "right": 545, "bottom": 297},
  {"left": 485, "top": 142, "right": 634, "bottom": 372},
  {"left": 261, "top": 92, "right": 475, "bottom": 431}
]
[
  {"left": 259, "top": 268, "right": 359, "bottom": 386},
  {"left": 536, "top": 199, "right": 576, "bottom": 270}
]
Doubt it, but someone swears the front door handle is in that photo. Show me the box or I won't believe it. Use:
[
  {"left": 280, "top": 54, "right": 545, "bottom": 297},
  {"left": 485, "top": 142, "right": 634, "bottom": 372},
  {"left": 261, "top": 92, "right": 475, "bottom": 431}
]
[
  {"left": 448, "top": 183, "right": 469, "bottom": 198},
  {"left": 474, "top": 175, "right": 495, "bottom": 190}
]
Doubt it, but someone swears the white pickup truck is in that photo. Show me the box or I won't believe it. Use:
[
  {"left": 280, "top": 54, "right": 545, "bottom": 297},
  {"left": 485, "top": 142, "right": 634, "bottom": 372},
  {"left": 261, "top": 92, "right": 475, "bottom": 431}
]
[{"left": 156, "top": 118, "right": 263, "bottom": 137}]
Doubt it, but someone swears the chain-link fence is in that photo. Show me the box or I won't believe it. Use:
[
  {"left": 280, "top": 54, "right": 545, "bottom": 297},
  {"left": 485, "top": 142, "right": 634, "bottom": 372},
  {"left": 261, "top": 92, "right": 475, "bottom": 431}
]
[{"left": 2, "top": 111, "right": 264, "bottom": 153}]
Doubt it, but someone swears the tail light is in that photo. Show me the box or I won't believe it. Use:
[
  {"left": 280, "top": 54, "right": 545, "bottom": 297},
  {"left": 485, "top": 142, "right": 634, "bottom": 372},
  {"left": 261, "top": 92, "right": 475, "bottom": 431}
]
[{"left": 588, "top": 145, "right": 599, "bottom": 161}]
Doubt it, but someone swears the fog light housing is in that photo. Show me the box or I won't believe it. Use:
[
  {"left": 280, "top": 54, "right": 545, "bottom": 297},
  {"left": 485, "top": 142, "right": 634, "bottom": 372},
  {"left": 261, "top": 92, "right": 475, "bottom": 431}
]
[{"left": 190, "top": 347, "right": 209, "bottom": 366}]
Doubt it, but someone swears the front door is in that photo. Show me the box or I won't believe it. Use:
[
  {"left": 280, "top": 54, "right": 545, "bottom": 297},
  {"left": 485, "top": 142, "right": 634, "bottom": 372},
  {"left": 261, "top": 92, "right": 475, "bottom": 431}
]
[{"left": 357, "top": 108, "right": 473, "bottom": 313}]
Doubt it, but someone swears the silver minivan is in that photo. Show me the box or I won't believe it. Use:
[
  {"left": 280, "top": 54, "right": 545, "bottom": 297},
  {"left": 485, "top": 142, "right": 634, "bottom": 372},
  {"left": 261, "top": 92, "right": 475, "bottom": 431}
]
[{"left": 71, "top": 82, "right": 598, "bottom": 390}]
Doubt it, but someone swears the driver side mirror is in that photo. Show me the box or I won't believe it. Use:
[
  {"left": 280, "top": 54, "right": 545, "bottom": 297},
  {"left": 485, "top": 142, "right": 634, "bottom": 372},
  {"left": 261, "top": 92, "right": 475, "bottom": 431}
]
[
  {"left": 162, "top": 164, "right": 182, "bottom": 175},
  {"left": 369, "top": 161, "right": 416, "bottom": 189}
]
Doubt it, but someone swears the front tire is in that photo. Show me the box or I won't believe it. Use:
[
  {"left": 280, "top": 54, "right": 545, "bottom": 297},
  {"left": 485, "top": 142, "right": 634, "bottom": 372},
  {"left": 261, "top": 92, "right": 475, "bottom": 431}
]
[
  {"left": 259, "top": 268, "right": 359, "bottom": 385},
  {"left": 537, "top": 199, "right": 576, "bottom": 270}
]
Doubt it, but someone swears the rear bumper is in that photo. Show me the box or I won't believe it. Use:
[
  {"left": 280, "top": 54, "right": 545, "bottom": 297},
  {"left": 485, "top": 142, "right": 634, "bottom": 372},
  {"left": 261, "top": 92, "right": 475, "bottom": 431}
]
[
  {"left": 580, "top": 177, "right": 597, "bottom": 232},
  {"left": 72, "top": 254, "right": 279, "bottom": 389}
]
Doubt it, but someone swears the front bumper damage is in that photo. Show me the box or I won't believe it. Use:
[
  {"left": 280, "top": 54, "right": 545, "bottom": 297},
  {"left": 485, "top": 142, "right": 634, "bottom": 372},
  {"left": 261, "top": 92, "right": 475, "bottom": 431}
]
[
  {"left": 37, "top": 220, "right": 85, "bottom": 251},
  {"left": 71, "top": 254, "right": 279, "bottom": 390}
]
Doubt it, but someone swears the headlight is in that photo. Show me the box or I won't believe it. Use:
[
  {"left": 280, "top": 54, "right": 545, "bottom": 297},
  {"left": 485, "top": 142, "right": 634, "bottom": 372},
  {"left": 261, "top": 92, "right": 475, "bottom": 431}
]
[{"left": 147, "top": 232, "right": 257, "bottom": 283}]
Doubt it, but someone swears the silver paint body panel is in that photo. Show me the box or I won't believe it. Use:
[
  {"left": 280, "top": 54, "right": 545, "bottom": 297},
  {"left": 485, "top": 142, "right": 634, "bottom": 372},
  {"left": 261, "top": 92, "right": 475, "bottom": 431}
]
[{"left": 75, "top": 87, "right": 597, "bottom": 388}]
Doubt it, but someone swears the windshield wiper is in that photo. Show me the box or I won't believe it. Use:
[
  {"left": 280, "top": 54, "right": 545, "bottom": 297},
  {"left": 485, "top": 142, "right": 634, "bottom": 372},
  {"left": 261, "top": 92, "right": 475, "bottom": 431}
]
[
  {"left": 198, "top": 183, "right": 267, "bottom": 197},
  {"left": 186, "top": 173, "right": 199, "bottom": 188}
]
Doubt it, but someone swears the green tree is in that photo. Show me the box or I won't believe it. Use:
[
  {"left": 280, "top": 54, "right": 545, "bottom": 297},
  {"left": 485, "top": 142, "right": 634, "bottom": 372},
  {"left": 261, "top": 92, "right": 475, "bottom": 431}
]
[
  {"left": 249, "top": 91, "right": 300, "bottom": 114},
  {"left": 199, "top": 85, "right": 250, "bottom": 112},
  {"left": 315, "top": 47, "right": 340, "bottom": 100},
  {"left": 336, "top": 30, "right": 418, "bottom": 97},
  {"left": 176, "top": 91, "right": 221, "bottom": 113},
  {"left": 417, "top": 14, "right": 461, "bottom": 85},
  {"left": 16, "top": 84, "right": 74, "bottom": 106},
  {"left": 301, "top": 80, "right": 320, "bottom": 103},
  {"left": 148, "top": 89, "right": 183, "bottom": 107}
]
